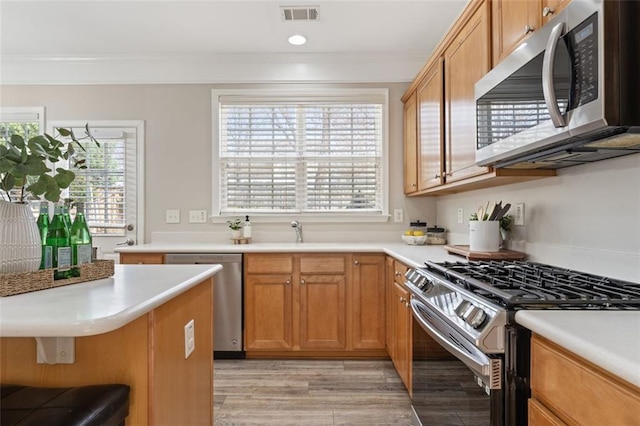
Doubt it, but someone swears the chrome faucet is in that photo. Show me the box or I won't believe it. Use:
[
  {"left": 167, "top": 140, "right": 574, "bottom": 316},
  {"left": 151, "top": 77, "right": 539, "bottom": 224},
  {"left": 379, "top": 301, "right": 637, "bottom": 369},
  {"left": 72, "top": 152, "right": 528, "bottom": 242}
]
[{"left": 291, "top": 220, "right": 303, "bottom": 243}]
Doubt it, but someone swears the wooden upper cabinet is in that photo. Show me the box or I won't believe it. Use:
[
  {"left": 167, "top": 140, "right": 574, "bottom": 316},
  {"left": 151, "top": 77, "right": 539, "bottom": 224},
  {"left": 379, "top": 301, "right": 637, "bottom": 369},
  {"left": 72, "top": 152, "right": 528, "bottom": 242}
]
[
  {"left": 541, "top": 0, "right": 572, "bottom": 24},
  {"left": 444, "top": 0, "right": 491, "bottom": 183},
  {"left": 403, "top": 92, "right": 419, "bottom": 194},
  {"left": 416, "top": 58, "right": 445, "bottom": 191},
  {"left": 492, "top": 0, "right": 542, "bottom": 66}
]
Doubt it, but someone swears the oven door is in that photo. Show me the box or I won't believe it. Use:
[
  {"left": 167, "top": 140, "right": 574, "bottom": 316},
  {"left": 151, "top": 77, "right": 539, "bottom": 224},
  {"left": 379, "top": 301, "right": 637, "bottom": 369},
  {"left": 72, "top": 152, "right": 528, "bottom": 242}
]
[{"left": 410, "top": 298, "right": 504, "bottom": 426}]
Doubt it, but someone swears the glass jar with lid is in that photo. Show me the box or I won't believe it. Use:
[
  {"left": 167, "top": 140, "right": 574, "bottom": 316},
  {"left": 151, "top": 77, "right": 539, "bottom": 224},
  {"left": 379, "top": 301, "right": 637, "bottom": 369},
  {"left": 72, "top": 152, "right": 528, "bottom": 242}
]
[{"left": 426, "top": 225, "right": 447, "bottom": 245}]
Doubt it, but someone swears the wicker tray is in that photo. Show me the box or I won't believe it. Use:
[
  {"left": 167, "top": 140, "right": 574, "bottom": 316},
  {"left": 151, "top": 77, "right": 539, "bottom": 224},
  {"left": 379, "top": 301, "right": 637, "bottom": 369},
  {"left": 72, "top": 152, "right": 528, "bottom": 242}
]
[{"left": 0, "top": 259, "right": 115, "bottom": 297}]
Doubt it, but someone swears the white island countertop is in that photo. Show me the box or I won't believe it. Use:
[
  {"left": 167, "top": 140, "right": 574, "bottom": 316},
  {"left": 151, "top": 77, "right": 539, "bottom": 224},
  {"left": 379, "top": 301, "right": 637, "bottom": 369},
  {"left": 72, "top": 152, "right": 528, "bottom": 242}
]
[
  {"left": 516, "top": 310, "right": 640, "bottom": 388},
  {"left": 0, "top": 264, "right": 222, "bottom": 337}
]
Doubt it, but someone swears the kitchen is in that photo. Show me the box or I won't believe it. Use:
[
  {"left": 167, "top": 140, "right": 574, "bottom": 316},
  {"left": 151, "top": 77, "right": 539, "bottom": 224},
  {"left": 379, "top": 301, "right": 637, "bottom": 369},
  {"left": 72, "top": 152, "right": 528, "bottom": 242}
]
[{"left": 1, "top": 0, "right": 639, "bottom": 425}]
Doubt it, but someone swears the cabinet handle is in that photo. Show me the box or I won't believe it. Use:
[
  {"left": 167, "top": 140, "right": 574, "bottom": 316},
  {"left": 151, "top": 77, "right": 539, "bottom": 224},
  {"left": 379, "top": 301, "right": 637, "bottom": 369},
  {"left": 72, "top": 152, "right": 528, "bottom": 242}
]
[
  {"left": 405, "top": 301, "right": 410, "bottom": 308},
  {"left": 542, "top": 6, "right": 554, "bottom": 17},
  {"left": 411, "top": 183, "right": 417, "bottom": 187},
  {"left": 524, "top": 24, "right": 535, "bottom": 35},
  {"left": 354, "top": 260, "right": 360, "bottom": 265},
  {"left": 300, "top": 279, "right": 306, "bottom": 285},
  {"left": 435, "top": 174, "right": 441, "bottom": 179},
  {"left": 285, "top": 279, "right": 291, "bottom": 285},
  {"left": 395, "top": 271, "right": 401, "bottom": 277},
  {"left": 400, "top": 297, "right": 406, "bottom": 302}
]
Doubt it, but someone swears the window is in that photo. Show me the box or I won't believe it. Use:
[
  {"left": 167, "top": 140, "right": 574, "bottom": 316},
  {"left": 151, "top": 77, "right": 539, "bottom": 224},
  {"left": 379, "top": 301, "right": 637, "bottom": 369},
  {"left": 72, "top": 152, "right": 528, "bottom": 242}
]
[
  {"left": 0, "top": 107, "right": 45, "bottom": 204},
  {"left": 48, "top": 123, "right": 142, "bottom": 243},
  {"left": 213, "top": 89, "right": 388, "bottom": 221}
]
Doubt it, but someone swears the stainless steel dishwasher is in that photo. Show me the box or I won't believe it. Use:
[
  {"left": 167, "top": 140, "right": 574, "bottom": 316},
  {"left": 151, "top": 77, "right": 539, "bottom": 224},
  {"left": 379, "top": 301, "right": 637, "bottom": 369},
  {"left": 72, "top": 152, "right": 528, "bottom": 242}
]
[{"left": 165, "top": 253, "right": 244, "bottom": 359}]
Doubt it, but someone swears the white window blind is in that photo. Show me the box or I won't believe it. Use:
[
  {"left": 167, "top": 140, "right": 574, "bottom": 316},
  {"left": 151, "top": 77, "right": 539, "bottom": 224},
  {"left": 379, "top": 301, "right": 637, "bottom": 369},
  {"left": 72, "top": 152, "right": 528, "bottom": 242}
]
[
  {"left": 217, "top": 91, "right": 386, "bottom": 216},
  {"left": 62, "top": 127, "right": 128, "bottom": 236}
]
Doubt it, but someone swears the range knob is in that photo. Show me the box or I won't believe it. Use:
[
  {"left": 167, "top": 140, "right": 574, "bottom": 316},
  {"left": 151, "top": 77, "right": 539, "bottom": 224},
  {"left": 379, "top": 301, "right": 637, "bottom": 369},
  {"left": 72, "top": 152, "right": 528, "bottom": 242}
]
[
  {"left": 454, "top": 300, "right": 472, "bottom": 318},
  {"left": 467, "top": 309, "right": 487, "bottom": 329}
]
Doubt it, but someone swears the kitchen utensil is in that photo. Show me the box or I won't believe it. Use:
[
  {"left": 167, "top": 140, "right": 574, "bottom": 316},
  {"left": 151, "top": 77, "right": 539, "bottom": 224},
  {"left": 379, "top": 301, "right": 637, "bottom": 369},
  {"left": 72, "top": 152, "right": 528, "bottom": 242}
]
[
  {"left": 488, "top": 201, "right": 502, "bottom": 221},
  {"left": 477, "top": 206, "right": 484, "bottom": 220},
  {"left": 495, "top": 203, "right": 511, "bottom": 221},
  {"left": 484, "top": 201, "right": 490, "bottom": 220}
]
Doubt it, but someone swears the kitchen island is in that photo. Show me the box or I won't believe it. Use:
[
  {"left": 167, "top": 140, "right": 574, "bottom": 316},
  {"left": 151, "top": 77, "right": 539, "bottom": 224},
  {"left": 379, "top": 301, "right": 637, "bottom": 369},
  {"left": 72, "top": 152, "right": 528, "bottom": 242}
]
[{"left": 0, "top": 264, "right": 221, "bottom": 425}]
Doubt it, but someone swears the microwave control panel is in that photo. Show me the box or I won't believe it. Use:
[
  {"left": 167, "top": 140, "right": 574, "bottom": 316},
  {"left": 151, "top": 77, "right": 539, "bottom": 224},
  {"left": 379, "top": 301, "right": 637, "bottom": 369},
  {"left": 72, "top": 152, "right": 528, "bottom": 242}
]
[{"left": 568, "top": 12, "right": 598, "bottom": 108}]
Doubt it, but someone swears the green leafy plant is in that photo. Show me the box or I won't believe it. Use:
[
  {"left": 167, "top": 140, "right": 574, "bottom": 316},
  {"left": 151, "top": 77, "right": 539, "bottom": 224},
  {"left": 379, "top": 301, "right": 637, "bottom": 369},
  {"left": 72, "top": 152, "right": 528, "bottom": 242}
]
[
  {"left": 226, "top": 218, "right": 242, "bottom": 230},
  {"left": 469, "top": 212, "right": 512, "bottom": 232},
  {"left": 0, "top": 125, "right": 99, "bottom": 203}
]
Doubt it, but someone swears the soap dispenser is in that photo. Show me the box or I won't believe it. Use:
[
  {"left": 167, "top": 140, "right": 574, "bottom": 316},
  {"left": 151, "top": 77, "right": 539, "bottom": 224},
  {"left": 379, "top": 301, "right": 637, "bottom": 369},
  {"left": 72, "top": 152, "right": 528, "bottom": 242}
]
[{"left": 243, "top": 215, "right": 252, "bottom": 239}]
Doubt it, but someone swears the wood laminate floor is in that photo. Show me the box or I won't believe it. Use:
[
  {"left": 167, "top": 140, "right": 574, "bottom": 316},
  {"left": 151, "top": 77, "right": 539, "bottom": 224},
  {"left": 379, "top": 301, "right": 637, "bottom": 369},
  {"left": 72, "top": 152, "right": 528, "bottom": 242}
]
[{"left": 214, "top": 359, "right": 412, "bottom": 425}]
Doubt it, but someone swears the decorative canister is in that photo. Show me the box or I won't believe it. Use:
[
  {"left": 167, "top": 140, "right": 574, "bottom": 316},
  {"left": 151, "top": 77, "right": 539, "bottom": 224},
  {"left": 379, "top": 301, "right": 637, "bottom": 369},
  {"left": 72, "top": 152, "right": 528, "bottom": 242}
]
[
  {"left": 0, "top": 200, "right": 42, "bottom": 273},
  {"left": 469, "top": 220, "right": 500, "bottom": 252}
]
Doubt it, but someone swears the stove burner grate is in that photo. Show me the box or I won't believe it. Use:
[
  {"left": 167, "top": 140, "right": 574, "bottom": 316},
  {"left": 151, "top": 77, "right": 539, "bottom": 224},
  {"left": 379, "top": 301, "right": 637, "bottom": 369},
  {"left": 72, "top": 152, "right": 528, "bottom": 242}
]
[{"left": 425, "top": 260, "right": 640, "bottom": 308}]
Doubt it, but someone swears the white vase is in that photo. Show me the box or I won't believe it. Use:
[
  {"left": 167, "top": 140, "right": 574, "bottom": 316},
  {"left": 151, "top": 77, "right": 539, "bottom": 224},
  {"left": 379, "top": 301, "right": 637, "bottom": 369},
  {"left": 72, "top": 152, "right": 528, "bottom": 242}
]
[
  {"left": 0, "top": 200, "right": 42, "bottom": 273},
  {"left": 231, "top": 229, "right": 242, "bottom": 239}
]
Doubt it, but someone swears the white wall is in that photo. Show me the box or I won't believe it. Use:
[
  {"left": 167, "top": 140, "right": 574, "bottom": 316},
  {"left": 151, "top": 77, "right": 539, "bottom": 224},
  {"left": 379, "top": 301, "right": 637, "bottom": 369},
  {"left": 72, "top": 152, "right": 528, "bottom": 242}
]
[
  {"left": 436, "top": 154, "right": 640, "bottom": 282},
  {"left": 0, "top": 83, "right": 435, "bottom": 243}
]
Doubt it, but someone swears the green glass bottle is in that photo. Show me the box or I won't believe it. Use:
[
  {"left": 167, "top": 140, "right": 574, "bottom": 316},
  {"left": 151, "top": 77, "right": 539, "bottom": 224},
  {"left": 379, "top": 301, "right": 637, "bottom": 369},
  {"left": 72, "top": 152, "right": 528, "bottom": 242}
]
[
  {"left": 46, "top": 203, "right": 72, "bottom": 279},
  {"left": 37, "top": 201, "right": 51, "bottom": 269},
  {"left": 70, "top": 202, "right": 93, "bottom": 266},
  {"left": 62, "top": 198, "right": 73, "bottom": 231}
]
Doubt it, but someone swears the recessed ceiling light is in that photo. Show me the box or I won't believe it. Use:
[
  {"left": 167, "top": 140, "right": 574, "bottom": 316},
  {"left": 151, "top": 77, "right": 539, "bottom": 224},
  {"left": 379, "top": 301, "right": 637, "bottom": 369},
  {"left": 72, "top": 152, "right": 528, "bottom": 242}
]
[{"left": 288, "top": 34, "right": 307, "bottom": 46}]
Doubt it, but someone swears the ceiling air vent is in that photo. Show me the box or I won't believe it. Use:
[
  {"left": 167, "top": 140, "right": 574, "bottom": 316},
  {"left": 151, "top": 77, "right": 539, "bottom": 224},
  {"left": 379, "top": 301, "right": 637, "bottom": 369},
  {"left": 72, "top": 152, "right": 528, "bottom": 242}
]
[{"left": 281, "top": 6, "right": 319, "bottom": 21}]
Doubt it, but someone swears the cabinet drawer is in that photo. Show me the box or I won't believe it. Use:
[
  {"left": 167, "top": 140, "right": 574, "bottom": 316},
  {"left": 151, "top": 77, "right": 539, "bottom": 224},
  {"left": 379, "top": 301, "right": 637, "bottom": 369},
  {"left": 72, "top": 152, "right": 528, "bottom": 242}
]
[
  {"left": 299, "top": 255, "right": 346, "bottom": 274},
  {"left": 528, "top": 398, "right": 565, "bottom": 426},
  {"left": 245, "top": 254, "right": 293, "bottom": 274},
  {"left": 531, "top": 335, "right": 640, "bottom": 425},
  {"left": 393, "top": 260, "right": 408, "bottom": 285},
  {"left": 120, "top": 253, "right": 165, "bottom": 264}
]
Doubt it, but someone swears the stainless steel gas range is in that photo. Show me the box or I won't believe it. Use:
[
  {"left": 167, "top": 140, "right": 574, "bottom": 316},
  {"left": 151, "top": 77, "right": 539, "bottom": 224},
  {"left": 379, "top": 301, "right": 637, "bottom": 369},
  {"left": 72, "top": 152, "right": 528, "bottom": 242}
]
[{"left": 405, "top": 260, "right": 640, "bottom": 426}]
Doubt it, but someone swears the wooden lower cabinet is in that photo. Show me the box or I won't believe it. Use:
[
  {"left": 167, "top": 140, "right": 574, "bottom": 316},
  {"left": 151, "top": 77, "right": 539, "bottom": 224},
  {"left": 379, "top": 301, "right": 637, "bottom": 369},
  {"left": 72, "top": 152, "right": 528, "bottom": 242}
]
[
  {"left": 529, "top": 334, "right": 640, "bottom": 425},
  {"left": 244, "top": 253, "right": 385, "bottom": 357},
  {"left": 351, "top": 254, "right": 386, "bottom": 350},
  {"left": 119, "top": 252, "right": 165, "bottom": 264},
  {"left": 386, "top": 259, "right": 412, "bottom": 393},
  {"left": 1, "top": 278, "right": 214, "bottom": 425}
]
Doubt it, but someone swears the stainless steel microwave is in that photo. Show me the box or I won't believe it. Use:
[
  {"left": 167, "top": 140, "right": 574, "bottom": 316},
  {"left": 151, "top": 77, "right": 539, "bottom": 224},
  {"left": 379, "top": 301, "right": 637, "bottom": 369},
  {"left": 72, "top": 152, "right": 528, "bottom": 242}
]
[{"left": 475, "top": 0, "right": 640, "bottom": 169}]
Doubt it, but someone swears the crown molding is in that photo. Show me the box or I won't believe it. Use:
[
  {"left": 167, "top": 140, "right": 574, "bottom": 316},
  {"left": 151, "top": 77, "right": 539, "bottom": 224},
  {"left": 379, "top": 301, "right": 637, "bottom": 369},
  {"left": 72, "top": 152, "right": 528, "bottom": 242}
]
[{"left": 0, "top": 52, "right": 427, "bottom": 85}]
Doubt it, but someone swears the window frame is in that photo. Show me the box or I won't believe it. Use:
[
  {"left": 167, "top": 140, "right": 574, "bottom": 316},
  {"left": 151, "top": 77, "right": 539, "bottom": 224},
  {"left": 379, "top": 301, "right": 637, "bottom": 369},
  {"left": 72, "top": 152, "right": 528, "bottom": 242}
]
[{"left": 211, "top": 88, "right": 390, "bottom": 224}]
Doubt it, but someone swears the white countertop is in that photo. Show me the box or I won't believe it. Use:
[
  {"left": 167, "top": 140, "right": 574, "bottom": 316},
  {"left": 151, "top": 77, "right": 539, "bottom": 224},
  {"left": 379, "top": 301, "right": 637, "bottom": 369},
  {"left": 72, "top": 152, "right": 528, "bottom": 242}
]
[
  {"left": 516, "top": 310, "right": 640, "bottom": 388},
  {"left": 0, "top": 264, "right": 222, "bottom": 337},
  {"left": 116, "top": 242, "right": 461, "bottom": 269}
]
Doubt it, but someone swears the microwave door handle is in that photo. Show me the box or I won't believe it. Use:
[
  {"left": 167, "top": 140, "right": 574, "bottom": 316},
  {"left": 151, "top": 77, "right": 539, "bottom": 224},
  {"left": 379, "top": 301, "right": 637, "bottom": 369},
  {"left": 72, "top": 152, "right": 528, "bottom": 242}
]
[
  {"left": 410, "top": 298, "right": 494, "bottom": 379},
  {"left": 542, "top": 21, "right": 567, "bottom": 128}
]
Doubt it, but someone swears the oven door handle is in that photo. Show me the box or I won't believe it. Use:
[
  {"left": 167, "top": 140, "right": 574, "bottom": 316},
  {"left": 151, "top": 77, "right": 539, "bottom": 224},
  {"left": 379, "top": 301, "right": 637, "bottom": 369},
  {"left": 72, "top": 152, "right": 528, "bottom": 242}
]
[{"left": 410, "top": 298, "right": 499, "bottom": 383}]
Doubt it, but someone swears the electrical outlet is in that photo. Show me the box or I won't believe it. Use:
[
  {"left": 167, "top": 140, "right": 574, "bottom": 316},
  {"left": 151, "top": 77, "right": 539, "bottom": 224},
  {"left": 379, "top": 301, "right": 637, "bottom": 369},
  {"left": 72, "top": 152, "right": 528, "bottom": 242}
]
[
  {"left": 184, "top": 319, "right": 195, "bottom": 359},
  {"left": 189, "top": 210, "right": 207, "bottom": 224},
  {"left": 457, "top": 208, "right": 464, "bottom": 224},
  {"left": 514, "top": 203, "right": 525, "bottom": 226},
  {"left": 165, "top": 209, "right": 180, "bottom": 224},
  {"left": 393, "top": 209, "right": 403, "bottom": 223}
]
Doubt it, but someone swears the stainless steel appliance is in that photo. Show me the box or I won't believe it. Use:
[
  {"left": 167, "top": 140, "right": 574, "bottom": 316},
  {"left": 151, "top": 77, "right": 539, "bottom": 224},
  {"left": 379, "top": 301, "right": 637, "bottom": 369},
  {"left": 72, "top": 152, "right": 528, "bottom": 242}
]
[
  {"left": 165, "top": 253, "right": 244, "bottom": 359},
  {"left": 475, "top": 0, "right": 640, "bottom": 169},
  {"left": 405, "top": 261, "right": 640, "bottom": 426}
]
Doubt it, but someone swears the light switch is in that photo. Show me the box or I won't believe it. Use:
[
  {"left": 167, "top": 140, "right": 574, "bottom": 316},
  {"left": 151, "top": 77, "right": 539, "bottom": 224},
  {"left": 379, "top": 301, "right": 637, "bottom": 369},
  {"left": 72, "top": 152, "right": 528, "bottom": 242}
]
[
  {"left": 184, "top": 319, "right": 195, "bottom": 359},
  {"left": 189, "top": 210, "right": 207, "bottom": 223},
  {"left": 166, "top": 209, "right": 180, "bottom": 224}
]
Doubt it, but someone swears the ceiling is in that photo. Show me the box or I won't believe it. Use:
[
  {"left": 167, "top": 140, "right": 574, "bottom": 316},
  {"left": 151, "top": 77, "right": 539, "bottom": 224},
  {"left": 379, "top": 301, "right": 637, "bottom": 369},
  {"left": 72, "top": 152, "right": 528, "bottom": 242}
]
[{"left": 0, "top": 0, "right": 468, "bottom": 84}]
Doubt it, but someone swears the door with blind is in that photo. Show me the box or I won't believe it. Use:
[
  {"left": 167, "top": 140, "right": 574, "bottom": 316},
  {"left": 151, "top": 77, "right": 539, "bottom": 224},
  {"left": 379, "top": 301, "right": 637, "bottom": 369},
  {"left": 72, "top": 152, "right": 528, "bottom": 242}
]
[{"left": 48, "top": 121, "right": 144, "bottom": 261}]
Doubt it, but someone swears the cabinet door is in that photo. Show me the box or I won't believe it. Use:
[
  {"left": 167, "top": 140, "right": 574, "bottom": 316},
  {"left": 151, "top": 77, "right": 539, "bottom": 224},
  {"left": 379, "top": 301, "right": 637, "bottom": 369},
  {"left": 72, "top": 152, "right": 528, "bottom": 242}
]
[
  {"left": 403, "top": 92, "right": 419, "bottom": 194},
  {"left": 393, "top": 281, "right": 411, "bottom": 391},
  {"left": 492, "top": 0, "right": 541, "bottom": 65},
  {"left": 528, "top": 399, "right": 567, "bottom": 426},
  {"left": 541, "top": 0, "right": 571, "bottom": 24},
  {"left": 299, "top": 274, "right": 346, "bottom": 350},
  {"left": 244, "top": 274, "right": 293, "bottom": 350},
  {"left": 119, "top": 253, "right": 165, "bottom": 264},
  {"left": 417, "top": 58, "right": 445, "bottom": 190},
  {"left": 444, "top": 1, "right": 491, "bottom": 183},
  {"left": 385, "top": 257, "right": 396, "bottom": 358},
  {"left": 351, "top": 254, "right": 386, "bottom": 349}
]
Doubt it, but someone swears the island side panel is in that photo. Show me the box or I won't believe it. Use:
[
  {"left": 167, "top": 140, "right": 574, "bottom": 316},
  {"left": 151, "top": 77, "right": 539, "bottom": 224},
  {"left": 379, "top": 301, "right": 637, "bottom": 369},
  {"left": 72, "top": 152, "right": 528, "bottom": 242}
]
[
  {"left": 0, "top": 314, "right": 150, "bottom": 425},
  {"left": 150, "top": 276, "right": 214, "bottom": 426}
]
